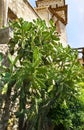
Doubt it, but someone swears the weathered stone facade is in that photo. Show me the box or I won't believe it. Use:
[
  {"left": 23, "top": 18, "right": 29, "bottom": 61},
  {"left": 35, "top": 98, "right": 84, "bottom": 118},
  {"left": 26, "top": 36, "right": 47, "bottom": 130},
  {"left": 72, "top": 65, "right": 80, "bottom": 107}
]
[
  {"left": 0, "top": 0, "right": 68, "bottom": 47},
  {"left": 8, "top": 0, "right": 40, "bottom": 22},
  {"left": 36, "top": 0, "right": 65, "bottom": 7},
  {"left": 0, "top": 0, "right": 40, "bottom": 55},
  {"left": 35, "top": 0, "right": 68, "bottom": 46}
]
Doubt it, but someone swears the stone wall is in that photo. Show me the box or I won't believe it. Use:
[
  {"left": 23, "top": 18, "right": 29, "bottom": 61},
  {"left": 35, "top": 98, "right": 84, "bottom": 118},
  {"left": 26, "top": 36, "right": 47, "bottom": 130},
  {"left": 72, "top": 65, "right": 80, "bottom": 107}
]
[
  {"left": 35, "top": 7, "right": 50, "bottom": 26},
  {"left": 9, "top": 0, "right": 39, "bottom": 22},
  {"left": 36, "top": 0, "right": 65, "bottom": 7},
  {"left": 59, "top": 21, "right": 67, "bottom": 46}
]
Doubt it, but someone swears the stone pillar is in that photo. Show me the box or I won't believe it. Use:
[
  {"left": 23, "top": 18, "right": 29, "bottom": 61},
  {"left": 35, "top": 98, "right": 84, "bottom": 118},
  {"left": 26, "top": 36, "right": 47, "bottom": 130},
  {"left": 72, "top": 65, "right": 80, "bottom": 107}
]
[
  {"left": 0, "top": 0, "right": 9, "bottom": 28},
  {"left": 3, "top": 0, "right": 9, "bottom": 27},
  {"left": 0, "top": 0, "right": 4, "bottom": 28}
]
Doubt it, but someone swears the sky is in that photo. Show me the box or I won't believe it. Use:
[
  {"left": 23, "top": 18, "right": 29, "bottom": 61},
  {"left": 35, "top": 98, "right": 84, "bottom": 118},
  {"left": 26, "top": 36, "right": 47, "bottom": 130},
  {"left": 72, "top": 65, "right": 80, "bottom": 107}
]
[{"left": 29, "top": 0, "right": 84, "bottom": 48}]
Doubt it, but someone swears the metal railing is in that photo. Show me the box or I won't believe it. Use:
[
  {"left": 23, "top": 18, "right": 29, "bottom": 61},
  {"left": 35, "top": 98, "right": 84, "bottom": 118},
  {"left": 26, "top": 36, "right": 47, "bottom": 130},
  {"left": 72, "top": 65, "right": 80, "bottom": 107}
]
[{"left": 72, "top": 47, "right": 84, "bottom": 66}]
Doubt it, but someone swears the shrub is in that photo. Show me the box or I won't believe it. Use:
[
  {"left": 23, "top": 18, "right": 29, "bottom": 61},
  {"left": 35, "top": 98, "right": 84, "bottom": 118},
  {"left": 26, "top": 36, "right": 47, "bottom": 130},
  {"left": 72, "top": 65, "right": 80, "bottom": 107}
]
[{"left": 0, "top": 18, "right": 84, "bottom": 130}]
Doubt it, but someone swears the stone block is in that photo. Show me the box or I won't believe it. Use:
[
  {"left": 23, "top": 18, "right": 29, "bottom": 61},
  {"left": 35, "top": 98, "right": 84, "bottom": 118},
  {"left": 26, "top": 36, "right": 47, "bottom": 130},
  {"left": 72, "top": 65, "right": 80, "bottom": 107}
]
[{"left": 0, "top": 27, "right": 13, "bottom": 44}]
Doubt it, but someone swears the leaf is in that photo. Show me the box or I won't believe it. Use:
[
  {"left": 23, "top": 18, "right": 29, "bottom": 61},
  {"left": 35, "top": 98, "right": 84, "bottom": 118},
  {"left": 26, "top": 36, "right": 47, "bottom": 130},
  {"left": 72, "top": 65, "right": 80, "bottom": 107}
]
[
  {"left": 22, "top": 21, "right": 32, "bottom": 31},
  {"left": 42, "top": 31, "right": 50, "bottom": 40},
  {"left": 48, "top": 85, "right": 54, "bottom": 93},
  {"left": 22, "top": 40, "right": 26, "bottom": 49},
  {"left": 33, "top": 47, "right": 39, "bottom": 61},
  {"left": 8, "top": 53, "right": 14, "bottom": 64},
  {"left": 46, "top": 55, "right": 53, "bottom": 63},
  {"left": 33, "top": 59, "right": 40, "bottom": 68},
  {"left": 37, "top": 66, "right": 47, "bottom": 74},
  {"left": 52, "top": 35, "right": 60, "bottom": 41},
  {"left": 49, "top": 19, "right": 55, "bottom": 27},
  {"left": 33, "top": 47, "right": 41, "bottom": 67},
  {"left": 2, "top": 83, "right": 8, "bottom": 95},
  {"left": 3, "top": 72, "right": 11, "bottom": 82},
  {"left": 35, "top": 98, "right": 38, "bottom": 113},
  {"left": 35, "top": 77, "right": 46, "bottom": 89},
  {"left": 78, "top": 82, "right": 84, "bottom": 88},
  {"left": 36, "top": 89, "right": 41, "bottom": 97},
  {"left": 0, "top": 53, "right": 3, "bottom": 62}
]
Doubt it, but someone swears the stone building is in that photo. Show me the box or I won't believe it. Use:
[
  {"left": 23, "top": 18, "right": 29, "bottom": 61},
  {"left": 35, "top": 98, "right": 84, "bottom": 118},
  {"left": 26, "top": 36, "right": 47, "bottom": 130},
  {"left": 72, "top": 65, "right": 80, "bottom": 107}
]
[
  {"left": 35, "top": 0, "right": 67, "bottom": 46},
  {"left": 0, "top": 0, "right": 68, "bottom": 47}
]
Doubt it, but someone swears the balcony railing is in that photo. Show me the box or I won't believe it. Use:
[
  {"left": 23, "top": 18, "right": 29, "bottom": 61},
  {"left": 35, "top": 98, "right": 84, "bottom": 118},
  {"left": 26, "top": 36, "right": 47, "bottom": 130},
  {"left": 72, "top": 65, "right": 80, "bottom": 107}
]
[{"left": 73, "top": 47, "right": 84, "bottom": 66}]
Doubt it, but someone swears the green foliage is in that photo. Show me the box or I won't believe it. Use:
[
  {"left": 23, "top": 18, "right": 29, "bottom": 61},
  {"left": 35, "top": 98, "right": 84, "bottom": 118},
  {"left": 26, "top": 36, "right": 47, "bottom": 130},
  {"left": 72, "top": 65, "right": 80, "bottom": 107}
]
[{"left": 0, "top": 18, "right": 84, "bottom": 130}]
